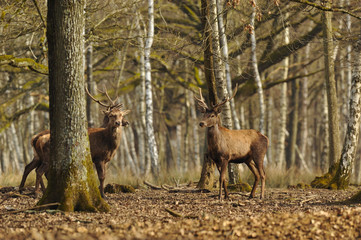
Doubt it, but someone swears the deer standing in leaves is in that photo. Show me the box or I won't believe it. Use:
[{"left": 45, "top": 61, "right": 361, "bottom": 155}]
[
  {"left": 195, "top": 87, "right": 268, "bottom": 200},
  {"left": 19, "top": 88, "right": 129, "bottom": 198}
]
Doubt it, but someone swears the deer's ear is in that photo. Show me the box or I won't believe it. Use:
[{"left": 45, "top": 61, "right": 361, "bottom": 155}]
[{"left": 122, "top": 110, "right": 131, "bottom": 116}]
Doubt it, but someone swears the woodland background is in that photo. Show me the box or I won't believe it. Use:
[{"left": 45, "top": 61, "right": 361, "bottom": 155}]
[{"left": 0, "top": 0, "right": 361, "bottom": 188}]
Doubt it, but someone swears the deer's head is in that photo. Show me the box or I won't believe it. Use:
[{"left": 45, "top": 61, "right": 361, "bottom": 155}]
[
  {"left": 194, "top": 86, "right": 237, "bottom": 128},
  {"left": 86, "top": 86, "right": 130, "bottom": 128},
  {"left": 105, "top": 108, "right": 130, "bottom": 130}
]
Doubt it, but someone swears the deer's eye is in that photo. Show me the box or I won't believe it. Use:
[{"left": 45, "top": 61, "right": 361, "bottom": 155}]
[{"left": 210, "top": 114, "right": 215, "bottom": 118}]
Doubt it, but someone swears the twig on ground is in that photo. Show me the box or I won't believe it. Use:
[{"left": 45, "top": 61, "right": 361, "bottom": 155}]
[
  {"left": 165, "top": 208, "right": 198, "bottom": 219},
  {"left": 143, "top": 181, "right": 162, "bottom": 190},
  {"left": 168, "top": 188, "right": 211, "bottom": 193}
]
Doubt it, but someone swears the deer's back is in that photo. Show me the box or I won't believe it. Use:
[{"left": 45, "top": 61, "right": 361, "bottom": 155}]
[{"left": 208, "top": 127, "right": 268, "bottom": 161}]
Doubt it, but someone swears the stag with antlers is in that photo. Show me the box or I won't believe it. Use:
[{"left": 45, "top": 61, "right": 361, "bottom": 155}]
[
  {"left": 19, "top": 87, "right": 129, "bottom": 198},
  {"left": 195, "top": 87, "right": 268, "bottom": 200}
]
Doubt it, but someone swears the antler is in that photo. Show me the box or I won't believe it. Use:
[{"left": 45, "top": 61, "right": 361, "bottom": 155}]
[
  {"left": 96, "top": 86, "right": 120, "bottom": 108},
  {"left": 85, "top": 86, "right": 123, "bottom": 110},
  {"left": 194, "top": 87, "right": 209, "bottom": 113},
  {"left": 212, "top": 84, "right": 238, "bottom": 110}
]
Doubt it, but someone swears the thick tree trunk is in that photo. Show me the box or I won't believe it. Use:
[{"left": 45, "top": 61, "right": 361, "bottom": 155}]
[
  {"left": 197, "top": 0, "right": 217, "bottom": 190},
  {"left": 38, "top": 0, "right": 109, "bottom": 212},
  {"left": 311, "top": 1, "right": 341, "bottom": 188},
  {"left": 144, "top": 0, "right": 159, "bottom": 178},
  {"left": 331, "top": 27, "right": 361, "bottom": 189}
]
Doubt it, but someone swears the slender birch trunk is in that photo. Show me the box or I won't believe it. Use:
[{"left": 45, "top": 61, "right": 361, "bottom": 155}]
[
  {"left": 121, "top": 129, "right": 137, "bottom": 175},
  {"left": 183, "top": 89, "right": 190, "bottom": 173},
  {"left": 320, "top": 87, "right": 330, "bottom": 172},
  {"left": 216, "top": 0, "right": 240, "bottom": 130},
  {"left": 266, "top": 93, "right": 273, "bottom": 164},
  {"left": 331, "top": 27, "right": 361, "bottom": 189},
  {"left": 190, "top": 91, "right": 201, "bottom": 169},
  {"left": 145, "top": 0, "right": 159, "bottom": 177},
  {"left": 286, "top": 68, "right": 299, "bottom": 170},
  {"left": 297, "top": 44, "right": 310, "bottom": 171},
  {"left": 86, "top": 43, "right": 98, "bottom": 128},
  {"left": 136, "top": 11, "right": 147, "bottom": 175},
  {"left": 276, "top": 15, "right": 289, "bottom": 169},
  {"left": 250, "top": 1, "right": 265, "bottom": 134},
  {"left": 176, "top": 124, "right": 182, "bottom": 172}
]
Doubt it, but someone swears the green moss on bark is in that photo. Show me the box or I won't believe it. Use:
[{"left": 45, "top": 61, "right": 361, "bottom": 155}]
[{"left": 310, "top": 173, "right": 332, "bottom": 188}]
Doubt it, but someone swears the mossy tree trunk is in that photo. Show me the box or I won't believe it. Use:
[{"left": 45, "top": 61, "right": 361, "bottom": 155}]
[
  {"left": 311, "top": 0, "right": 341, "bottom": 188},
  {"left": 38, "top": 0, "right": 109, "bottom": 212},
  {"left": 197, "top": 0, "right": 217, "bottom": 190},
  {"left": 330, "top": 26, "right": 361, "bottom": 190}
]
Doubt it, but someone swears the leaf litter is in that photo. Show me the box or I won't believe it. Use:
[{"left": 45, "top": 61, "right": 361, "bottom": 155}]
[{"left": 1, "top": 186, "right": 361, "bottom": 239}]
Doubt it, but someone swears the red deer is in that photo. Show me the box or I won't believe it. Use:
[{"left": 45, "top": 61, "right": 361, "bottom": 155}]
[
  {"left": 195, "top": 87, "right": 268, "bottom": 200},
  {"left": 19, "top": 88, "right": 129, "bottom": 198}
]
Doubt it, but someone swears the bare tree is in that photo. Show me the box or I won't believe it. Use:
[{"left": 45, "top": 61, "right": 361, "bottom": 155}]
[{"left": 38, "top": 0, "right": 109, "bottom": 212}]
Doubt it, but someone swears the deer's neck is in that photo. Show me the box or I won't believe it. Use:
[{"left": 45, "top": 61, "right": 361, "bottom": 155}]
[
  {"left": 207, "top": 124, "right": 223, "bottom": 145},
  {"left": 106, "top": 126, "right": 122, "bottom": 149}
]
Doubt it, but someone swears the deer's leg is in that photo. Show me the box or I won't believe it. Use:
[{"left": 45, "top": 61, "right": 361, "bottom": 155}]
[
  {"left": 253, "top": 160, "right": 266, "bottom": 199},
  {"left": 35, "top": 162, "right": 48, "bottom": 197},
  {"left": 245, "top": 160, "right": 260, "bottom": 199},
  {"left": 219, "top": 160, "right": 228, "bottom": 200},
  {"left": 95, "top": 161, "right": 106, "bottom": 198},
  {"left": 19, "top": 157, "right": 40, "bottom": 192}
]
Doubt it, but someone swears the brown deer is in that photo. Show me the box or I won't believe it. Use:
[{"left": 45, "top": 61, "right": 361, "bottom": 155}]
[
  {"left": 195, "top": 87, "right": 268, "bottom": 200},
  {"left": 19, "top": 88, "right": 129, "bottom": 198}
]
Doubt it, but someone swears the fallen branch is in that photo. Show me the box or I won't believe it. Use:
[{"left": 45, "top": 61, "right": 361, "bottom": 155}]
[
  {"left": 143, "top": 181, "right": 162, "bottom": 190},
  {"left": 161, "top": 184, "right": 171, "bottom": 190},
  {"left": 300, "top": 196, "right": 318, "bottom": 205},
  {"left": 164, "top": 208, "right": 198, "bottom": 219},
  {"left": 165, "top": 208, "right": 183, "bottom": 217},
  {"left": 1, "top": 202, "right": 61, "bottom": 215},
  {"left": 168, "top": 188, "right": 211, "bottom": 193}
]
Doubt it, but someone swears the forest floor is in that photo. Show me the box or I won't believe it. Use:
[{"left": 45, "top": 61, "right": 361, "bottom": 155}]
[{"left": 1, "top": 184, "right": 361, "bottom": 240}]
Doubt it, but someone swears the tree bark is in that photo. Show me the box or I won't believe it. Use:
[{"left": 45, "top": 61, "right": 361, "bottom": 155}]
[
  {"left": 38, "top": 0, "right": 109, "bottom": 212},
  {"left": 297, "top": 43, "right": 310, "bottom": 171},
  {"left": 275, "top": 13, "right": 289, "bottom": 169},
  {"left": 197, "top": 0, "right": 217, "bottom": 190},
  {"left": 145, "top": 0, "right": 159, "bottom": 178},
  {"left": 311, "top": 0, "right": 342, "bottom": 188},
  {"left": 331, "top": 26, "right": 361, "bottom": 189},
  {"left": 250, "top": 1, "right": 265, "bottom": 134},
  {"left": 136, "top": 11, "right": 147, "bottom": 175},
  {"left": 286, "top": 76, "right": 299, "bottom": 170}
]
